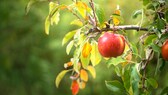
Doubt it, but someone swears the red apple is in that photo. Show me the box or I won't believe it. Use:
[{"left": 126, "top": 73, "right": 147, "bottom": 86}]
[
  {"left": 98, "top": 32, "right": 125, "bottom": 58},
  {"left": 162, "top": 40, "right": 168, "bottom": 61}
]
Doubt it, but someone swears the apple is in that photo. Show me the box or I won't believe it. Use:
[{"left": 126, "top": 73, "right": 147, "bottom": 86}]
[
  {"left": 162, "top": 40, "right": 168, "bottom": 61},
  {"left": 98, "top": 32, "right": 125, "bottom": 57}
]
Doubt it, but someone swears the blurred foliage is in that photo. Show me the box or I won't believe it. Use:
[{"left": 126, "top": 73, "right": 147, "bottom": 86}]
[{"left": 1, "top": 0, "right": 168, "bottom": 95}]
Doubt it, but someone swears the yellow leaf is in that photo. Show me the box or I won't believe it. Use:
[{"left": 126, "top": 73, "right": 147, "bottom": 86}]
[
  {"left": 87, "top": 66, "right": 96, "bottom": 79},
  {"left": 70, "top": 19, "right": 83, "bottom": 27},
  {"left": 80, "top": 69, "right": 88, "bottom": 82},
  {"left": 49, "top": 2, "right": 58, "bottom": 13},
  {"left": 82, "top": 42, "right": 92, "bottom": 58},
  {"left": 75, "top": 1, "right": 88, "bottom": 19},
  {"left": 55, "top": 70, "right": 70, "bottom": 88},
  {"left": 113, "top": 17, "right": 120, "bottom": 26},
  {"left": 45, "top": 16, "right": 50, "bottom": 35},
  {"left": 79, "top": 81, "right": 86, "bottom": 89},
  {"left": 90, "top": 41, "right": 101, "bottom": 66},
  {"left": 114, "top": 9, "right": 121, "bottom": 15}
]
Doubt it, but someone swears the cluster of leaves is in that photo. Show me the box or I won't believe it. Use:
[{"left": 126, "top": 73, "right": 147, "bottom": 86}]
[{"left": 26, "top": 0, "right": 168, "bottom": 95}]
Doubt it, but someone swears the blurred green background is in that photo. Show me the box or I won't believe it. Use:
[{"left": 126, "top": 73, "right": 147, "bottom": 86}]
[{"left": 1, "top": 0, "right": 162, "bottom": 95}]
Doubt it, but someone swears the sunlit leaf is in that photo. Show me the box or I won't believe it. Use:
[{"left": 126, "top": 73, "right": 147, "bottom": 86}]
[
  {"left": 73, "top": 46, "right": 81, "bottom": 73},
  {"left": 87, "top": 66, "right": 96, "bottom": 79},
  {"left": 105, "top": 80, "right": 127, "bottom": 94},
  {"left": 113, "top": 17, "right": 120, "bottom": 25},
  {"left": 147, "top": 78, "right": 158, "bottom": 89},
  {"left": 71, "top": 80, "right": 79, "bottom": 95},
  {"left": 90, "top": 40, "right": 101, "bottom": 66},
  {"left": 75, "top": 1, "right": 88, "bottom": 19},
  {"left": 45, "top": 16, "right": 50, "bottom": 35},
  {"left": 80, "top": 69, "right": 88, "bottom": 82},
  {"left": 49, "top": 2, "right": 58, "bottom": 13},
  {"left": 94, "top": 3, "right": 105, "bottom": 25},
  {"left": 62, "top": 30, "right": 76, "bottom": 46},
  {"left": 106, "top": 56, "right": 126, "bottom": 67},
  {"left": 70, "top": 19, "right": 83, "bottom": 27},
  {"left": 79, "top": 81, "right": 86, "bottom": 89},
  {"left": 55, "top": 70, "right": 71, "bottom": 88},
  {"left": 66, "top": 40, "right": 74, "bottom": 55},
  {"left": 114, "top": 9, "right": 121, "bottom": 15},
  {"left": 50, "top": 12, "right": 60, "bottom": 25},
  {"left": 80, "top": 53, "right": 90, "bottom": 69},
  {"left": 132, "top": 10, "right": 142, "bottom": 19},
  {"left": 82, "top": 42, "right": 92, "bottom": 58}
]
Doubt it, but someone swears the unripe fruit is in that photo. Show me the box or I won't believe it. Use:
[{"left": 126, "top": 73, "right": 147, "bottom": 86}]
[
  {"left": 98, "top": 32, "right": 125, "bottom": 58},
  {"left": 162, "top": 40, "right": 168, "bottom": 61}
]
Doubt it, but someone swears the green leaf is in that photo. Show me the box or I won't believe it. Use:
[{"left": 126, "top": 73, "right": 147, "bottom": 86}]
[
  {"left": 70, "top": 19, "right": 83, "bottom": 27},
  {"left": 80, "top": 53, "right": 90, "bottom": 69},
  {"left": 105, "top": 80, "right": 127, "bottom": 95},
  {"left": 55, "top": 70, "right": 71, "bottom": 88},
  {"left": 123, "top": 68, "right": 131, "bottom": 91},
  {"left": 151, "top": 43, "right": 161, "bottom": 53},
  {"left": 25, "top": 0, "right": 48, "bottom": 14},
  {"left": 25, "top": 0, "right": 36, "bottom": 15},
  {"left": 66, "top": 40, "right": 74, "bottom": 55},
  {"left": 45, "top": 16, "right": 50, "bottom": 35},
  {"left": 131, "top": 64, "right": 140, "bottom": 95},
  {"left": 106, "top": 56, "right": 126, "bottom": 67},
  {"left": 73, "top": 46, "right": 81, "bottom": 73},
  {"left": 144, "top": 35, "right": 157, "bottom": 45},
  {"left": 160, "top": 33, "right": 168, "bottom": 42},
  {"left": 161, "top": 87, "right": 168, "bottom": 95},
  {"left": 94, "top": 3, "right": 105, "bottom": 25},
  {"left": 157, "top": 18, "right": 165, "bottom": 30},
  {"left": 132, "top": 10, "right": 142, "bottom": 19},
  {"left": 147, "top": 78, "right": 158, "bottom": 89},
  {"left": 62, "top": 30, "right": 76, "bottom": 46},
  {"left": 90, "top": 40, "right": 102, "bottom": 66},
  {"left": 166, "top": 10, "right": 168, "bottom": 22},
  {"left": 143, "top": 0, "right": 150, "bottom": 5},
  {"left": 130, "top": 43, "right": 138, "bottom": 56}
]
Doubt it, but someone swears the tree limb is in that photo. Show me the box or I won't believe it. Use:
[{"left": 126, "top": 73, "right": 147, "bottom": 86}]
[{"left": 101, "top": 25, "right": 148, "bottom": 32}]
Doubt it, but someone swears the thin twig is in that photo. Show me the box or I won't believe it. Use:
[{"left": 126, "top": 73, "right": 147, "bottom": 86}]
[
  {"left": 101, "top": 25, "right": 148, "bottom": 32},
  {"left": 89, "top": 0, "right": 98, "bottom": 27}
]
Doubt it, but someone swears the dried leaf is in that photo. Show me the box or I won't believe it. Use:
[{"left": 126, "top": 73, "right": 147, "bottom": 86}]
[{"left": 80, "top": 69, "right": 88, "bottom": 82}]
